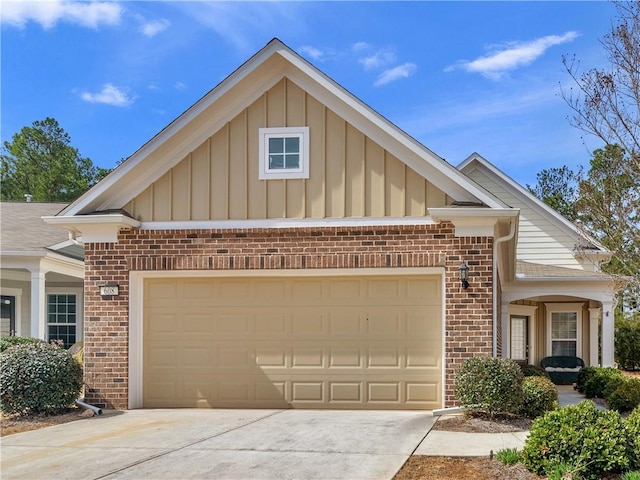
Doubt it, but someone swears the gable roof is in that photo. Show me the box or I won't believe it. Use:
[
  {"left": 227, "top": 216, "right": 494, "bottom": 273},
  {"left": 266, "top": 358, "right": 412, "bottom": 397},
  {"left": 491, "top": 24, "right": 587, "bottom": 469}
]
[
  {"left": 458, "top": 153, "right": 610, "bottom": 261},
  {"left": 59, "top": 39, "right": 505, "bottom": 219},
  {"left": 0, "top": 201, "right": 84, "bottom": 261}
]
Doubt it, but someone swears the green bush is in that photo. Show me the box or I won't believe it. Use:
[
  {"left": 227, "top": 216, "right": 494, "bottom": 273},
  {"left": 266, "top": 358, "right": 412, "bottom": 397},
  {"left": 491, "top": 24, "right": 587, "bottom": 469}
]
[
  {"left": 520, "top": 364, "right": 549, "bottom": 378},
  {"left": 627, "top": 408, "right": 640, "bottom": 470},
  {"left": 521, "top": 400, "right": 630, "bottom": 479},
  {"left": 0, "top": 342, "right": 83, "bottom": 415},
  {"left": 520, "top": 375, "right": 558, "bottom": 419},
  {"left": 454, "top": 356, "right": 524, "bottom": 416},
  {"left": 621, "top": 472, "right": 640, "bottom": 480},
  {"left": 0, "top": 336, "right": 47, "bottom": 353},
  {"left": 608, "top": 378, "right": 640, "bottom": 413},
  {"left": 616, "top": 319, "right": 640, "bottom": 370},
  {"left": 576, "top": 366, "right": 598, "bottom": 393},
  {"left": 603, "top": 374, "right": 629, "bottom": 399},
  {"left": 582, "top": 367, "right": 624, "bottom": 398}
]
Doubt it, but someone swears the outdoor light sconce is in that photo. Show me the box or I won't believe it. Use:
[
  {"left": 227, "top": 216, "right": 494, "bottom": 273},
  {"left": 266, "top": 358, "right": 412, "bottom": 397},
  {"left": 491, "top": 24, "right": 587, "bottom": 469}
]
[{"left": 459, "top": 262, "right": 469, "bottom": 290}]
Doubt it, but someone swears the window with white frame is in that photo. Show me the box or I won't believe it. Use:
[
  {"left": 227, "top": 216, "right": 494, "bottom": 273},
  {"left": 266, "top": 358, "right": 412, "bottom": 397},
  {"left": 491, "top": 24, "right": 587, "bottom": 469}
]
[
  {"left": 546, "top": 303, "right": 583, "bottom": 357},
  {"left": 47, "top": 293, "right": 78, "bottom": 348},
  {"left": 259, "top": 127, "right": 309, "bottom": 180}
]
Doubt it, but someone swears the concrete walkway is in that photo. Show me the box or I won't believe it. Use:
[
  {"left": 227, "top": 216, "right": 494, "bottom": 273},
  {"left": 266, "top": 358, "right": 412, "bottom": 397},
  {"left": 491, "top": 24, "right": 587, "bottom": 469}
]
[{"left": 417, "top": 384, "right": 591, "bottom": 457}]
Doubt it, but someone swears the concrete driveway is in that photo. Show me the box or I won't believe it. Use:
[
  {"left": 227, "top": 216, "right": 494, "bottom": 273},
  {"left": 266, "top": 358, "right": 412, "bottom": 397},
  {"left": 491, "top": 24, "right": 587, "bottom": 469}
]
[{"left": 0, "top": 409, "right": 436, "bottom": 480}]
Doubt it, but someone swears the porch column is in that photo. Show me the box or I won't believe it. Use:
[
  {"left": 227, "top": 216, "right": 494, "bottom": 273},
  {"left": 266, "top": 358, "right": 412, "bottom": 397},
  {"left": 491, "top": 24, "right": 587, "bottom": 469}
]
[
  {"left": 29, "top": 269, "right": 47, "bottom": 339},
  {"left": 588, "top": 307, "right": 601, "bottom": 366},
  {"left": 601, "top": 301, "right": 615, "bottom": 367}
]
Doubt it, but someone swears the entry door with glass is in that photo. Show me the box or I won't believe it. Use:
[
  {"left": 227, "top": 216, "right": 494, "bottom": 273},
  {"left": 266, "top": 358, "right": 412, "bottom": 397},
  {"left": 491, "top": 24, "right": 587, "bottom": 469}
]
[
  {"left": 510, "top": 315, "right": 529, "bottom": 362},
  {"left": 1, "top": 296, "right": 16, "bottom": 337}
]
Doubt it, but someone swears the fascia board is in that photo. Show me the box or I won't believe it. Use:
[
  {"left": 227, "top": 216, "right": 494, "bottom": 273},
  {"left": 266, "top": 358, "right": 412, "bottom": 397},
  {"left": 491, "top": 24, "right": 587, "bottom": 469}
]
[
  {"left": 0, "top": 251, "right": 83, "bottom": 276},
  {"left": 429, "top": 207, "right": 519, "bottom": 237},
  {"left": 43, "top": 214, "right": 141, "bottom": 243},
  {"left": 459, "top": 154, "right": 610, "bottom": 253}
]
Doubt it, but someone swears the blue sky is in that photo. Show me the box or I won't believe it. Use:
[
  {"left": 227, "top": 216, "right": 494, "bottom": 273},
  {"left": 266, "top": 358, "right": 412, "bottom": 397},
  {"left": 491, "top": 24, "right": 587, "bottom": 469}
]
[{"left": 1, "top": 1, "right": 618, "bottom": 187}]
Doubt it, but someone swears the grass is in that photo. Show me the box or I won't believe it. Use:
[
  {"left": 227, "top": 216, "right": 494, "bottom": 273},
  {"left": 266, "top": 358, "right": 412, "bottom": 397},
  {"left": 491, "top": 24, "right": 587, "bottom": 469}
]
[{"left": 495, "top": 447, "right": 520, "bottom": 465}]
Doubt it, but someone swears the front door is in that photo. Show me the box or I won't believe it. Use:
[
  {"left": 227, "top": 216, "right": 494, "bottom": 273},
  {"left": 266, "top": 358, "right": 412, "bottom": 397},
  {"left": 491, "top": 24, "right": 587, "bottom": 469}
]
[
  {"left": 510, "top": 315, "right": 528, "bottom": 363},
  {"left": 1, "top": 296, "right": 16, "bottom": 337}
]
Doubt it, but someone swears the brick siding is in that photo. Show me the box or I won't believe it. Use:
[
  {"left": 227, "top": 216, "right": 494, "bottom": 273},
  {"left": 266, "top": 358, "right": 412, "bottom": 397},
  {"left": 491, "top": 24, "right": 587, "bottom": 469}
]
[{"left": 84, "top": 223, "right": 494, "bottom": 409}]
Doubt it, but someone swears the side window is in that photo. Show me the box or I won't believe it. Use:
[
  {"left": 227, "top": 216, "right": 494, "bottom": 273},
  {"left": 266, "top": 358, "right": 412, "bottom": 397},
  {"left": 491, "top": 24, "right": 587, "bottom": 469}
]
[
  {"left": 47, "top": 294, "right": 77, "bottom": 348},
  {"left": 259, "top": 127, "right": 309, "bottom": 180}
]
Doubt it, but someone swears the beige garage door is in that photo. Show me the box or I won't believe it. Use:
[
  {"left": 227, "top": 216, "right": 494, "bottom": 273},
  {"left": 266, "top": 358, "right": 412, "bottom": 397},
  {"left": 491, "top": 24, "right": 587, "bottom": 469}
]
[{"left": 143, "top": 275, "right": 442, "bottom": 409}]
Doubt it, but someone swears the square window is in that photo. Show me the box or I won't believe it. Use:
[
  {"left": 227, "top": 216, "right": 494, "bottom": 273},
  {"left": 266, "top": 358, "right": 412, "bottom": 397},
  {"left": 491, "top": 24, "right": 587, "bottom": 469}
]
[{"left": 259, "top": 127, "right": 309, "bottom": 180}]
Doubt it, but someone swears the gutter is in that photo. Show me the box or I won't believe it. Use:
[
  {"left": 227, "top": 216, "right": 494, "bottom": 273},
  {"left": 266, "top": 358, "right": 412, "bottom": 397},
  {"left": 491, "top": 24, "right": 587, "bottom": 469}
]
[{"left": 493, "top": 219, "right": 517, "bottom": 357}]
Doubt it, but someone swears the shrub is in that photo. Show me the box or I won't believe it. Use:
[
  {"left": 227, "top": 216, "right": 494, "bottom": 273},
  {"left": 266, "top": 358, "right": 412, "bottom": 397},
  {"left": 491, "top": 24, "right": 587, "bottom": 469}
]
[
  {"left": 621, "top": 472, "right": 640, "bottom": 480},
  {"left": 520, "top": 364, "right": 549, "bottom": 378},
  {"left": 603, "top": 374, "right": 629, "bottom": 399},
  {"left": 0, "top": 342, "right": 83, "bottom": 415},
  {"left": 496, "top": 447, "right": 520, "bottom": 465},
  {"left": 576, "top": 366, "right": 598, "bottom": 393},
  {"left": 608, "top": 378, "right": 640, "bottom": 413},
  {"left": 521, "top": 400, "right": 630, "bottom": 479},
  {"left": 520, "top": 375, "right": 558, "bottom": 419},
  {"left": 582, "top": 367, "right": 624, "bottom": 398},
  {"left": 0, "top": 336, "right": 47, "bottom": 353},
  {"left": 627, "top": 407, "right": 640, "bottom": 469},
  {"left": 455, "top": 356, "right": 524, "bottom": 416},
  {"left": 616, "top": 319, "right": 640, "bottom": 370}
]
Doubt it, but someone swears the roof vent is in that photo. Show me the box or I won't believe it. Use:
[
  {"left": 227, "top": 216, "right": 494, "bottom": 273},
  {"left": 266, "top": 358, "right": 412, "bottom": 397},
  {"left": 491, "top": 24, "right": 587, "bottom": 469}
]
[{"left": 24, "top": 194, "right": 32, "bottom": 203}]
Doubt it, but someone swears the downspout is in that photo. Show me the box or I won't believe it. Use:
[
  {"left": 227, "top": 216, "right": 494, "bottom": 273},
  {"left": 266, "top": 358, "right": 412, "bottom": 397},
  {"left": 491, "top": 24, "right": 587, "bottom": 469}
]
[{"left": 493, "top": 218, "right": 516, "bottom": 357}]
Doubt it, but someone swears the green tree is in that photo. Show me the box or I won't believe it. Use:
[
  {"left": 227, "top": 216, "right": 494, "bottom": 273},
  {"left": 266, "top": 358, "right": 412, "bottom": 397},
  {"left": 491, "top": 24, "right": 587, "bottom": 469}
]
[
  {"left": 576, "top": 145, "right": 639, "bottom": 311},
  {"left": 1, "top": 117, "right": 102, "bottom": 202},
  {"left": 526, "top": 165, "right": 580, "bottom": 221}
]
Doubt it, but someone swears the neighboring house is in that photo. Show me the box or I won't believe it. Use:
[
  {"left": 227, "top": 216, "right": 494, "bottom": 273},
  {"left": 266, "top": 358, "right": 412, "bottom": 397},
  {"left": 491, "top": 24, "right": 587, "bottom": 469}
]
[
  {"left": 42, "top": 39, "right": 617, "bottom": 411},
  {"left": 0, "top": 201, "right": 84, "bottom": 346}
]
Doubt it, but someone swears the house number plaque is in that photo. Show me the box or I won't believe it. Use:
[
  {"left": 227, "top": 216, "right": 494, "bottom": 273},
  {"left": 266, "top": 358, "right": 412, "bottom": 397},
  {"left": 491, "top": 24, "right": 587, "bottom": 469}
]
[{"left": 99, "top": 285, "right": 119, "bottom": 296}]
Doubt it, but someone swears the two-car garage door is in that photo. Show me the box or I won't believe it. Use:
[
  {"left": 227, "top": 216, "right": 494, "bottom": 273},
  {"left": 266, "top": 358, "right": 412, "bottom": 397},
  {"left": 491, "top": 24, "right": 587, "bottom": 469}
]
[{"left": 143, "top": 274, "right": 442, "bottom": 410}]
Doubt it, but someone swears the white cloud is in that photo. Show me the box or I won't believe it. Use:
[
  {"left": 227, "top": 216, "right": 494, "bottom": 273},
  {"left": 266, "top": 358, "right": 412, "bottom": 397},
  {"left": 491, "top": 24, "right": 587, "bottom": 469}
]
[
  {"left": 298, "top": 45, "right": 325, "bottom": 61},
  {"left": 174, "top": 81, "right": 187, "bottom": 91},
  {"left": 1, "top": 1, "right": 122, "bottom": 29},
  {"left": 79, "top": 84, "right": 135, "bottom": 107},
  {"left": 359, "top": 49, "right": 396, "bottom": 70},
  {"left": 374, "top": 63, "right": 417, "bottom": 87},
  {"left": 140, "top": 18, "right": 170, "bottom": 37},
  {"left": 447, "top": 31, "right": 579, "bottom": 80}
]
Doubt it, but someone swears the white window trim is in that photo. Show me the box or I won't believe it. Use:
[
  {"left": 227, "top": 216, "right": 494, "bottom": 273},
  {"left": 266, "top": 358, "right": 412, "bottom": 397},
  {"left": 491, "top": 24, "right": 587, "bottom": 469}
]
[
  {"left": 259, "top": 126, "right": 309, "bottom": 180},
  {"left": 46, "top": 287, "right": 84, "bottom": 344},
  {"left": 545, "top": 302, "right": 583, "bottom": 358}
]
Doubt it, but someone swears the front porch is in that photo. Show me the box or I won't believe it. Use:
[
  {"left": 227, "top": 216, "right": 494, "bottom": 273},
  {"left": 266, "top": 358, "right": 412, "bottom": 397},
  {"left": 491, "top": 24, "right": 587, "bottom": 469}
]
[{"left": 500, "top": 262, "right": 617, "bottom": 369}]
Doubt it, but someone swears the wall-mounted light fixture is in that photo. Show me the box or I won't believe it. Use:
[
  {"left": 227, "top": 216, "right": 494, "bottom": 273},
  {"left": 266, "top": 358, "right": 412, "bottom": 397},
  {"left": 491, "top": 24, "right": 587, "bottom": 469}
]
[
  {"left": 99, "top": 285, "right": 119, "bottom": 297},
  {"left": 459, "top": 262, "right": 469, "bottom": 290}
]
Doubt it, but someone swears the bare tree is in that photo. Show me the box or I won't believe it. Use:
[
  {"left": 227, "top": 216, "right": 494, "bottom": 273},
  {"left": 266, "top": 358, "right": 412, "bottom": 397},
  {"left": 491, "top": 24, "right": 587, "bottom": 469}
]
[
  {"left": 560, "top": 1, "right": 640, "bottom": 313},
  {"left": 561, "top": 0, "right": 640, "bottom": 170}
]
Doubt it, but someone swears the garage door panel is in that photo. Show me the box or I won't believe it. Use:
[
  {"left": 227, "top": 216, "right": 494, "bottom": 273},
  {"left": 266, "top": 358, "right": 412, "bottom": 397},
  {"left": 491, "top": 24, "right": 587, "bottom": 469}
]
[
  {"left": 143, "top": 275, "right": 443, "bottom": 409},
  {"left": 329, "top": 382, "right": 362, "bottom": 402}
]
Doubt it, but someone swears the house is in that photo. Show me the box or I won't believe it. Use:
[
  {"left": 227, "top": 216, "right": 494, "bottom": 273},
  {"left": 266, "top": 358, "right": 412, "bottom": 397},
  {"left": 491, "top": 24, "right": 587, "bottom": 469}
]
[
  {"left": 0, "top": 201, "right": 84, "bottom": 346},
  {"left": 42, "top": 39, "right": 617, "bottom": 410}
]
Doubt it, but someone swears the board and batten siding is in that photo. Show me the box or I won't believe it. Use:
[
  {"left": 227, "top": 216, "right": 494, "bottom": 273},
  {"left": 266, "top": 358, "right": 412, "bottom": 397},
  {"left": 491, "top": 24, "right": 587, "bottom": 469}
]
[
  {"left": 465, "top": 170, "right": 582, "bottom": 270},
  {"left": 124, "top": 79, "right": 448, "bottom": 222}
]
